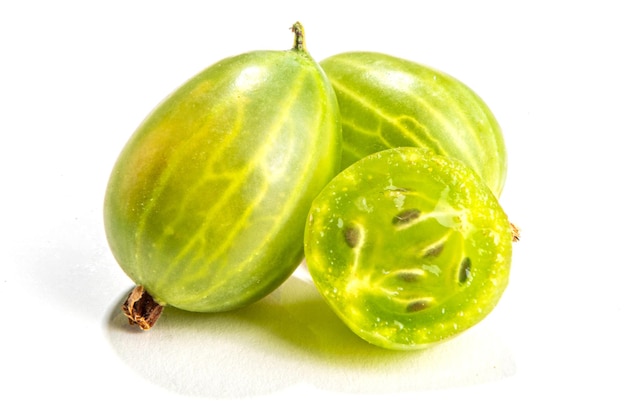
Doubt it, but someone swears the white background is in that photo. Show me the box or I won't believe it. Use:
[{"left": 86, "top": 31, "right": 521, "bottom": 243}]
[{"left": 2, "top": 0, "right": 624, "bottom": 415}]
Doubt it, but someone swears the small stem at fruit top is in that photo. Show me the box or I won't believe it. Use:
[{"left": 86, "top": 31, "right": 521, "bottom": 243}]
[
  {"left": 121, "top": 285, "right": 164, "bottom": 330},
  {"left": 291, "top": 22, "right": 306, "bottom": 51}
]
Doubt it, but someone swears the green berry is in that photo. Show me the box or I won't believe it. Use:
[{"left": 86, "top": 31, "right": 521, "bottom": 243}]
[
  {"left": 104, "top": 23, "right": 342, "bottom": 329},
  {"left": 321, "top": 51, "right": 507, "bottom": 197}
]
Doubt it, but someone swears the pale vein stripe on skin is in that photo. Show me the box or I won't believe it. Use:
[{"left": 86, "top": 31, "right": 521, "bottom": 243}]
[
  {"left": 149, "top": 83, "right": 250, "bottom": 243},
  {"left": 330, "top": 77, "right": 445, "bottom": 153},
  {"left": 176, "top": 83, "right": 322, "bottom": 300},
  {"left": 155, "top": 70, "right": 310, "bottom": 293},
  {"left": 174, "top": 122, "right": 316, "bottom": 303},
  {"left": 329, "top": 56, "right": 493, "bottom": 173},
  {"left": 132, "top": 73, "right": 247, "bottom": 278},
  {"left": 334, "top": 73, "right": 482, "bottom": 171}
]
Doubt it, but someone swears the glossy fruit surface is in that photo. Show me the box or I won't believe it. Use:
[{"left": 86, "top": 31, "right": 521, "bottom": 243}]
[
  {"left": 320, "top": 51, "right": 507, "bottom": 197},
  {"left": 304, "top": 147, "right": 512, "bottom": 350},
  {"left": 104, "top": 23, "right": 342, "bottom": 316}
]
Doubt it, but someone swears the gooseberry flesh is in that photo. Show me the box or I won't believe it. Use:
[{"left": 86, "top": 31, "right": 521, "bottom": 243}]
[{"left": 304, "top": 147, "right": 512, "bottom": 350}]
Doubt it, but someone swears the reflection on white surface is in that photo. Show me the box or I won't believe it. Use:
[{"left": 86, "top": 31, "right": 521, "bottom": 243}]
[{"left": 106, "top": 264, "right": 515, "bottom": 398}]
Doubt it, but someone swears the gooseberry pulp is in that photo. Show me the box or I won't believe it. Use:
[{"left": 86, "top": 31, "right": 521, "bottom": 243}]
[
  {"left": 104, "top": 23, "right": 342, "bottom": 329},
  {"left": 320, "top": 52, "right": 507, "bottom": 197},
  {"left": 304, "top": 147, "right": 512, "bottom": 350}
]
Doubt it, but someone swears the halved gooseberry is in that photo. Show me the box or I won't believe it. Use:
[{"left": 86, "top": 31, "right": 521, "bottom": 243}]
[{"left": 303, "top": 147, "right": 513, "bottom": 350}]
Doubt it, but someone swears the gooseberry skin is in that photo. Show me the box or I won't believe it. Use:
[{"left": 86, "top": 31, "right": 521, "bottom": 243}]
[
  {"left": 304, "top": 147, "right": 512, "bottom": 350},
  {"left": 104, "top": 24, "right": 342, "bottom": 315},
  {"left": 320, "top": 52, "right": 507, "bottom": 197}
]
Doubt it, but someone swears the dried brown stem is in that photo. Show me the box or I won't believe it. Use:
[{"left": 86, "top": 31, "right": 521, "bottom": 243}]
[
  {"left": 511, "top": 222, "right": 521, "bottom": 242},
  {"left": 121, "top": 286, "right": 164, "bottom": 330}
]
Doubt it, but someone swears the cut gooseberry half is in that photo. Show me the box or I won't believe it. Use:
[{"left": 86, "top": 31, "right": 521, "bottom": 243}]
[{"left": 304, "top": 147, "right": 513, "bottom": 350}]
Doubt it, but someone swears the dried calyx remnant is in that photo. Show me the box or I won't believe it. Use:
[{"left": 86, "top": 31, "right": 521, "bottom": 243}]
[
  {"left": 122, "top": 286, "right": 163, "bottom": 330},
  {"left": 511, "top": 223, "right": 521, "bottom": 242}
]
